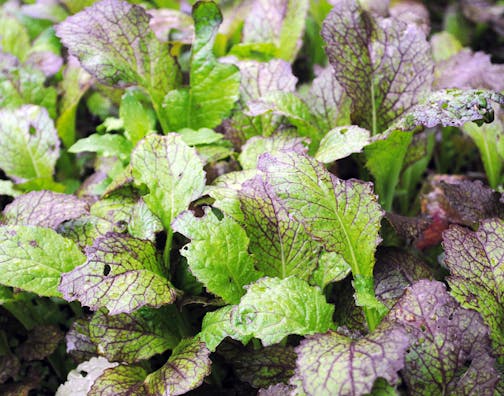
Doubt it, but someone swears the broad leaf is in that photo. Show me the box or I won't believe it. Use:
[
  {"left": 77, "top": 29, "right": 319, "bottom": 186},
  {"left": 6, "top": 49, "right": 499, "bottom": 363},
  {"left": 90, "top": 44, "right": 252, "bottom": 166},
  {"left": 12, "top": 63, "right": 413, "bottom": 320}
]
[
  {"left": 322, "top": 0, "right": 433, "bottom": 134},
  {"left": 66, "top": 319, "right": 98, "bottom": 363},
  {"left": 55, "top": 0, "right": 179, "bottom": 111},
  {"left": 144, "top": 338, "right": 211, "bottom": 396},
  {"left": 242, "top": 0, "right": 309, "bottom": 62},
  {"left": 59, "top": 233, "right": 176, "bottom": 314},
  {"left": 393, "top": 89, "right": 504, "bottom": 130},
  {"left": 89, "top": 308, "right": 180, "bottom": 364},
  {"left": 130, "top": 134, "right": 206, "bottom": 230},
  {"left": 56, "top": 357, "right": 119, "bottom": 396},
  {"left": 258, "top": 151, "right": 385, "bottom": 328},
  {"left": 387, "top": 280, "right": 498, "bottom": 394},
  {"left": 89, "top": 365, "right": 147, "bottom": 396},
  {"left": 239, "top": 175, "right": 320, "bottom": 280},
  {"left": 295, "top": 324, "right": 409, "bottom": 396},
  {"left": 0, "top": 105, "right": 59, "bottom": 180},
  {"left": 172, "top": 208, "right": 261, "bottom": 304},
  {"left": 316, "top": 126, "right": 371, "bottom": 163},
  {"left": 234, "top": 276, "right": 334, "bottom": 346},
  {"left": 163, "top": 1, "right": 240, "bottom": 130},
  {"left": 57, "top": 215, "right": 120, "bottom": 250},
  {"left": 443, "top": 219, "right": 504, "bottom": 360},
  {"left": 0, "top": 226, "right": 85, "bottom": 297},
  {"left": 69, "top": 134, "right": 133, "bottom": 162},
  {"left": 1, "top": 191, "right": 89, "bottom": 229}
]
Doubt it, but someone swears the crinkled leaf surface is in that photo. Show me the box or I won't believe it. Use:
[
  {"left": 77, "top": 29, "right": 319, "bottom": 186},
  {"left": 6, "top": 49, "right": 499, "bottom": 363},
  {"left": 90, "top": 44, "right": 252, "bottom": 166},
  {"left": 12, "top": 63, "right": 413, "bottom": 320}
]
[
  {"left": 443, "top": 219, "right": 504, "bottom": 360},
  {"left": 243, "top": 0, "right": 309, "bottom": 61},
  {"left": 239, "top": 134, "right": 308, "bottom": 170},
  {"left": 128, "top": 199, "right": 164, "bottom": 242},
  {"left": 89, "top": 308, "right": 180, "bottom": 364},
  {"left": 172, "top": 208, "right": 261, "bottom": 304},
  {"left": 55, "top": 0, "right": 179, "bottom": 107},
  {"left": 295, "top": 323, "right": 409, "bottom": 396},
  {"left": 59, "top": 233, "right": 176, "bottom": 314},
  {"left": 258, "top": 151, "right": 385, "bottom": 326},
  {"left": 56, "top": 357, "right": 119, "bottom": 396},
  {"left": 310, "top": 251, "right": 351, "bottom": 290},
  {"left": 0, "top": 105, "right": 59, "bottom": 180},
  {"left": 131, "top": 134, "right": 205, "bottom": 230},
  {"left": 222, "top": 344, "right": 296, "bottom": 388},
  {"left": 89, "top": 365, "right": 147, "bottom": 396},
  {"left": 163, "top": 2, "right": 240, "bottom": 130},
  {"left": 57, "top": 215, "right": 120, "bottom": 250},
  {"left": 393, "top": 89, "right": 504, "bottom": 130},
  {"left": 234, "top": 276, "right": 334, "bottom": 346},
  {"left": 387, "top": 280, "right": 498, "bottom": 395},
  {"left": 322, "top": 0, "right": 433, "bottom": 134},
  {"left": 316, "top": 126, "right": 371, "bottom": 163},
  {"left": 239, "top": 175, "right": 320, "bottom": 280},
  {"left": 144, "top": 338, "right": 211, "bottom": 396},
  {"left": 1, "top": 191, "right": 88, "bottom": 229},
  {"left": 0, "top": 226, "right": 85, "bottom": 297},
  {"left": 236, "top": 59, "right": 297, "bottom": 102}
]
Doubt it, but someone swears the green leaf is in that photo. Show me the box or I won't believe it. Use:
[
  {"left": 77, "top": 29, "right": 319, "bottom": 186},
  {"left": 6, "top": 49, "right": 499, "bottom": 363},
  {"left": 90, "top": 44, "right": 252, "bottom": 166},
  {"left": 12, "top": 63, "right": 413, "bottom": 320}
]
[
  {"left": 310, "top": 251, "right": 351, "bottom": 290},
  {"left": 239, "top": 133, "right": 308, "bottom": 170},
  {"left": 393, "top": 89, "right": 504, "bottom": 130},
  {"left": 321, "top": 0, "right": 433, "bottom": 134},
  {"left": 0, "top": 11, "right": 30, "bottom": 61},
  {"left": 89, "top": 308, "right": 180, "bottom": 364},
  {"left": 0, "top": 105, "right": 59, "bottom": 180},
  {"left": 364, "top": 130, "right": 413, "bottom": 210},
  {"left": 89, "top": 365, "right": 147, "bottom": 396},
  {"left": 130, "top": 134, "right": 206, "bottom": 230},
  {"left": 178, "top": 128, "right": 224, "bottom": 146},
  {"left": 295, "top": 324, "right": 409, "bottom": 396},
  {"left": 0, "top": 180, "right": 21, "bottom": 198},
  {"left": 55, "top": 0, "right": 180, "bottom": 123},
  {"left": 462, "top": 117, "right": 503, "bottom": 188},
  {"left": 234, "top": 277, "right": 334, "bottom": 346},
  {"left": 443, "top": 219, "right": 504, "bottom": 361},
  {"left": 258, "top": 151, "right": 385, "bottom": 329},
  {"left": 162, "top": 1, "right": 240, "bottom": 130},
  {"left": 0, "top": 285, "right": 13, "bottom": 304},
  {"left": 128, "top": 200, "right": 163, "bottom": 242},
  {"left": 144, "top": 338, "right": 211, "bottom": 396},
  {"left": 56, "top": 215, "right": 120, "bottom": 250},
  {"left": 239, "top": 175, "right": 320, "bottom": 280},
  {"left": 172, "top": 208, "right": 261, "bottom": 304},
  {"left": 1, "top": 190, "right": 88, "bottom": 229},
  {"left": 69, "top": 134, "right": 133, "bottom": 162},
  {"left": 120, "top": 90, "right": 156, "bottom": 146},
  {"left": 0, "top": 225, "right": 85, "bottom": 297},
  {"left": 243, "top": 0, "right": 309, "bottom": 62},
  {"left": 316, "top": 126, "right": 371, "bottom": 163},
  {"left": 66, "top": 319, "right": 98, "bottom": 362},
  {"left": 59, "top": 233, "right": 177, "bottom": 314}
]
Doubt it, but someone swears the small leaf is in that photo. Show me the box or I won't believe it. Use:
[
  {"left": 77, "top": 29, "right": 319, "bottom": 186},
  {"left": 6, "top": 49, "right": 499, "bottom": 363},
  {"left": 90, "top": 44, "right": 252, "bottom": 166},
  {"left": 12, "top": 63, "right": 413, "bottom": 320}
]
[
  {"left": 172, "top": 208, "right": 261, "bottom": 304},
  {"left": 295, "top": 324, "right": 409, "bottom": 396},
  {"left": 162, "top": 1, "right": 240, "bottom": 130},
  {"left": 316, "top": 126, "right": 371, "bottom": 163},
  {"left": 144, "top": 338, "right": 211, "bottom": 396},
  {"left": 56, "top": 357, "right": 119, "bottom": 396},
  {"left": 59, "top": 233, "right": 176, "bottom": 314},
  {"left": 239, "top": 175, "right": 320, "bottom": 280},
  {"left": 0, "top": 226, "right": 85, "bottom": 297},
  {"left": 0, "top": 105, "right": 60, "bottom": 180},
  {"left": 2, "top": 191, "right": 89, "bottom": 229},
  {"left": 393, "top": 89, "right": 504, "bottom": 130},
  {"left": 131, "top": 134, "right": 205, "bottom": 230},
  {"left": 387, "top": 280, "right": 499, "bottom": 394},
  {"left": 55, "top": 0, "right": 180, "bottom": 108},
  {"left": 89, "top": 308, "right": 180, "bottom": 364},
  {"left": 322, "top": 0, "right": 433, "bottom": 134},
  {"left": 69, "top": 134, "right": 133, "bottom": 162},
  {"left": 234, "top": 276, "right": 334, "bottom": 346},
  {"left": 443, "top": 219, "right": 504, "bottom": 360}
]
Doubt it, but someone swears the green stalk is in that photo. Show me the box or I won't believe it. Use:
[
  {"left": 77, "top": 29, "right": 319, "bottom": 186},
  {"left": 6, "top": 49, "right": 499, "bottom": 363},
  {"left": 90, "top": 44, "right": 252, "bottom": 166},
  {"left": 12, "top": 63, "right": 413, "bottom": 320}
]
[{"left": 163, "top": 228, "right": 173, "bottom": 273}]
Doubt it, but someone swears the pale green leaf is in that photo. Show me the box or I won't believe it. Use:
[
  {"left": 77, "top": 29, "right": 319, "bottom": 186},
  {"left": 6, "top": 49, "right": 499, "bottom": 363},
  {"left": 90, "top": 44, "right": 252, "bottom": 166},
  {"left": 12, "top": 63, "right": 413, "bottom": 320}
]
[{"left": 316, "top": 126, "right": 371, "bottom": 163}]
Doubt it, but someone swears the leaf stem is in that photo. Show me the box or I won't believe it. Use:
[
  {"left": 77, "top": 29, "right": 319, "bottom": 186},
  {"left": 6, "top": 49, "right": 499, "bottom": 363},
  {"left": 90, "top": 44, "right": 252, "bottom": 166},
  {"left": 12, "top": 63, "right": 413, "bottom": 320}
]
[{"left": 163, "top": 228, "right": 173, "bottom": 273}]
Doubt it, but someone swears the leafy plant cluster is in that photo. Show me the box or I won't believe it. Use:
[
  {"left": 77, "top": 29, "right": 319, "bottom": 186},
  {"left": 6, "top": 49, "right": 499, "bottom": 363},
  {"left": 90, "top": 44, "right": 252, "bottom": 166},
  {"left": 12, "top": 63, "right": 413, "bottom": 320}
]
[{"left": 0, "top": 0, "right": 503, "bottom": 394}]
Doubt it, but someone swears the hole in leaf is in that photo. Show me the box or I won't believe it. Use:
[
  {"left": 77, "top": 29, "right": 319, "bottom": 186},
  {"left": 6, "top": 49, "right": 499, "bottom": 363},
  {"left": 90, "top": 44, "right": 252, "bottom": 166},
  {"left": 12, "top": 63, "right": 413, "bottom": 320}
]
[
  {"left": 80, "top": 370, "right": 88, "bottom": 377},
  {"left": 463, "top": 359, "right": 471, "bottom": 368},
  {"left": 103, "top": 264, "right": 111, "bottom": 276}
]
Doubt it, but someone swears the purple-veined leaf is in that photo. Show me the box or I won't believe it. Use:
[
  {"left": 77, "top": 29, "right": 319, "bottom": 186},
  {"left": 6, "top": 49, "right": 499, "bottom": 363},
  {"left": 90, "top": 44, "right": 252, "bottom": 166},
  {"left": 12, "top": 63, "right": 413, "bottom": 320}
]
[
  {"left": 387, "top": 280, "right": 498, "bottom": 394},
  {"left": 443, "top": 219, "right": 504, "bottom": 361},
  {"left": 89, "top": 365, "right": 147, "bottom": 396},
  {"left": 322, "top": 0, "right": 433, "bottom": 134},
  {"left": 59, "top": 233, "right": 177, "bottom": 314},
  {"left": 57, "top": 215, "right": 122, "bottom": 250},
  {"left": 172, "top": 208, "right": 261, "bottom": 304},
  {"left": 1, "top": 191, "right": 89, "bottom": 229},
  {"left": 66, "top": 318, "right": 98, "bottom": 363},
  {"left": 144, "top": 338, "right": 211, "bottom": 396},
  {"left": 295, "top": 323, "right": 409, "bottom": 396}
]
